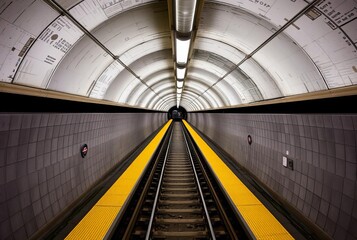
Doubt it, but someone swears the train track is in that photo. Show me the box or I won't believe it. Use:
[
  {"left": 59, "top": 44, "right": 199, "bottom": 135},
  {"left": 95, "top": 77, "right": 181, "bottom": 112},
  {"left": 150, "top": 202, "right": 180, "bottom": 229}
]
[{"left": 110, "top": 122, "right": 247, "bottom": 239}]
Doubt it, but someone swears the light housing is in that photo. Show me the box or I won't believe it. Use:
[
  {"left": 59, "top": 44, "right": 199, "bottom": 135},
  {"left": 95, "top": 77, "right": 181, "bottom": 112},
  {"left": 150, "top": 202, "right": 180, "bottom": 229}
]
[
  {"left": 176, "top": 67, "right": 186, "bottom": 79},
  {"left": 174, "top": 0, "right": 197, "bottom": 33},
  {"left": 175, "top": 38, "right": 191, "bottom": 65},
  {"left": 177, "top": 80, "right": 184, "bottom": 88}
]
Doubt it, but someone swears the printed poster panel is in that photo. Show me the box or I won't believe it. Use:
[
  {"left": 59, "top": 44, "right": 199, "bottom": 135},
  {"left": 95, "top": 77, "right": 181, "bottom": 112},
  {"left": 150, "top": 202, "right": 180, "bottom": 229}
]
[{"left": 14, "top": 16, "right": 83, "bottom": 87}]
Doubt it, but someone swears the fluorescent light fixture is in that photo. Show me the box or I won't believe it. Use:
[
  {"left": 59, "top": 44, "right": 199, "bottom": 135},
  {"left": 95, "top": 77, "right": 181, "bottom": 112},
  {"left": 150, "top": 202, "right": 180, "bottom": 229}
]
[
  {"left": 176, "top": 67, "right": 186, "bottom": 79},
  {"left": 175, "top": 0, "right": 197, "bottom": 33},
  {"left": 177, "top": 88, "right": 183, "bottom": 94},
  {"left": 175, "top": 38, "right": 190, "bottom": 65},
  {"left": 177, "top": 80, "right": 184, "bottom": 88},
  {"left": 177, "top": 93, "right": 182, "bottom": 99}
]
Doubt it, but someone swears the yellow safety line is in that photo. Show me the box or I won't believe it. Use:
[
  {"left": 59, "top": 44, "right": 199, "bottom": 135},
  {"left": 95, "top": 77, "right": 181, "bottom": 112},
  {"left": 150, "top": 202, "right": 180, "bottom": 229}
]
[
  {"left": 65, "top": 120, "right": 172, "bottom": 240},
  {"left": 183, "top": 120, "right": 293, "bottom": 240}
]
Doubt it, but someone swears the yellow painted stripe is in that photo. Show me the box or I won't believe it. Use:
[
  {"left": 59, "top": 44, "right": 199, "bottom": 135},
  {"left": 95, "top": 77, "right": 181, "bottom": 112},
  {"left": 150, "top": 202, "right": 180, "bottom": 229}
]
[
  {"left": 183, "top": 120, "right": 293, "bottom": 240},
  {"left": 66, "top": 120, "right": 172, "bottom": 240}
]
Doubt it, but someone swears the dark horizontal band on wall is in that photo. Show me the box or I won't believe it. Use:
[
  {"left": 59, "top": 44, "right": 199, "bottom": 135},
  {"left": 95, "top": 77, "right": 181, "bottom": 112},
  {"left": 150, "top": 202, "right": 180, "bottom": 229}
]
[
  {"left": 1, "top": 82, "right": 356, "bottom": 113},
  {"left": 2, "top": 92, "right": 356, "bottom": 113},
  {"left": 0, "top": 92, "right": 161, "bottom": 113},
  {"left": 191, "top": 95, "right": 357, "bottom": 114}
]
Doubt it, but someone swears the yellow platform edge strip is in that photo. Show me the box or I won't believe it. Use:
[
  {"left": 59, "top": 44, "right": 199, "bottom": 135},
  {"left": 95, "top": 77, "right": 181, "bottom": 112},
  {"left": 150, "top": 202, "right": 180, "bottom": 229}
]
[
  {"left": 183, "top": 120, "right": 293, "bottom": 240},
  {"left": 65, "top": 120, "right": 172, "bottom": 240}
]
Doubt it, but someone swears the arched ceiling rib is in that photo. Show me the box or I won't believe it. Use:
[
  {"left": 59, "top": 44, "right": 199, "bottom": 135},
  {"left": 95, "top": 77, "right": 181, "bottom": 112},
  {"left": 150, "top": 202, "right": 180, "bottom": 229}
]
[
  {"left": 184, "top": 79, "right": 225, "bottom": 107},
  {"left": 154, "top": 95, "right": 176, "bottom": 110},
  {"left": 182, "top": 86, "right": 213, "bottom": 109},
  {"left": 0, "top": 0, "right": 356, "bottom": 111},
  {"left": 183, "top": 90, "right": 212, "bottom": 109},
  {"left": 181, "top": 95, "right": 204, "bottom": 110}
]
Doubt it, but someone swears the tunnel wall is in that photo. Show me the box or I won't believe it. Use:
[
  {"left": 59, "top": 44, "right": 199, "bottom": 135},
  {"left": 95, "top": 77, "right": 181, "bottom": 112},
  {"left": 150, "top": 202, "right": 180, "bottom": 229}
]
[
  {"left": 188, "top": 113, "right": 356, "bottom": 239},
  {"left": 0, "top": 112, "right": 166, "bottom": 239}
]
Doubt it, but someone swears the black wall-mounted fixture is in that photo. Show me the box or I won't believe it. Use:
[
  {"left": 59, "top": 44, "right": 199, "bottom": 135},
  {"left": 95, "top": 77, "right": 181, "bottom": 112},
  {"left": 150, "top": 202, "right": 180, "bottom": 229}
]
[
  {"left": 80, "top": 144, "right": 88, "bottom": 158},
  {"left": 247, "top": 135, "right": 252, "bottom": 145}
]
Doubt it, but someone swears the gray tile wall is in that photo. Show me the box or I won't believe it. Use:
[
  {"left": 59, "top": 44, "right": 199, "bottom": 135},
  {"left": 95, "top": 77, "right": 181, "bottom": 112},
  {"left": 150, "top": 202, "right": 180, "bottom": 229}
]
[
  {"left": 188, "top": 113, "right": 357, "bottom": 239},
  {"left": 0, "top": 112, "right": 166, "bottom": 239}
]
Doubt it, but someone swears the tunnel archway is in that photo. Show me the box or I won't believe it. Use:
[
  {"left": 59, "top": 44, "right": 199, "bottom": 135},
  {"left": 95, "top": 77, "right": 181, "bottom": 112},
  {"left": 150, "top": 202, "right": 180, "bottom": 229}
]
[{"left": 168, "top": 106, "right": 187, "bottom": 121}]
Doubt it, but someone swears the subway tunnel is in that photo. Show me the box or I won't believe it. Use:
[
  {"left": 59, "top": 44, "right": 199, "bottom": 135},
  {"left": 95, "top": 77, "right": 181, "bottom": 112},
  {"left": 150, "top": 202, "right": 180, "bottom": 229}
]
[{"left": 0, "top": 0, "right": 357, "bottom": 239}]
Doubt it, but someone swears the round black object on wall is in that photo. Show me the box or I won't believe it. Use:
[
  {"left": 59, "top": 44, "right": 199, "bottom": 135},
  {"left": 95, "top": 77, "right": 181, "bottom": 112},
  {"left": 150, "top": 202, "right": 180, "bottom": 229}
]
[
  {"left": 80, "top": 144, "right": 88, "bottom": 158},
  {"left": 247, "top": 135, "right": 252, "bottom": 145}
]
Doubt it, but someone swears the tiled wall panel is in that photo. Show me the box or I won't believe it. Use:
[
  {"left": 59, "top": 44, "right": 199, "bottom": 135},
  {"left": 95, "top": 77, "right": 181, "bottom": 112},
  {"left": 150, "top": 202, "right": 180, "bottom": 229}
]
[
  {"left": 0, "top": 112, "right": 166, "bottom": 239},
  {"left": 188, "top": 113, "right": 357, "bottom": 239}
]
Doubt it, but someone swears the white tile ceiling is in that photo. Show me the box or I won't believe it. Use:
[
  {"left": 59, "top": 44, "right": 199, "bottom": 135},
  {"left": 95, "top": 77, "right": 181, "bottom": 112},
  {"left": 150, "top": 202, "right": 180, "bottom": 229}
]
[{"left": 1, "top": 0, "right": 356, "bottom": 111}]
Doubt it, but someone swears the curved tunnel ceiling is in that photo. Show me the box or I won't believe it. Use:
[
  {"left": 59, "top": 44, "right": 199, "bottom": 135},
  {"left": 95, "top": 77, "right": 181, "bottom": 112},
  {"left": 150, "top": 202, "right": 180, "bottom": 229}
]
[{"left": 0, "top": 0, "right": 356, "bottom": 111}]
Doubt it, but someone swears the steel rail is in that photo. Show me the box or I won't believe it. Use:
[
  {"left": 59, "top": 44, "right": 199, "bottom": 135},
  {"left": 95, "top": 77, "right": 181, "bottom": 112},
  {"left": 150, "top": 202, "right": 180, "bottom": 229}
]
[
  {"left": 144, "top": 126, "right": 174, "bottom": 240},
  {"left": 181, "top": 123, "right": 216, "bottom": 240},
  {"left": 182, "top": 124, "right": 240, "bottom": 239}
]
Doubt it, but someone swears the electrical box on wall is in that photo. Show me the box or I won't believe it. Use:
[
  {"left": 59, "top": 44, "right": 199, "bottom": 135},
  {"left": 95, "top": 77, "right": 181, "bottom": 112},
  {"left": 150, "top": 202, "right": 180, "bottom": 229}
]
[{"left": 283, "top": 156, "right": 293, "bottom": 170}]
